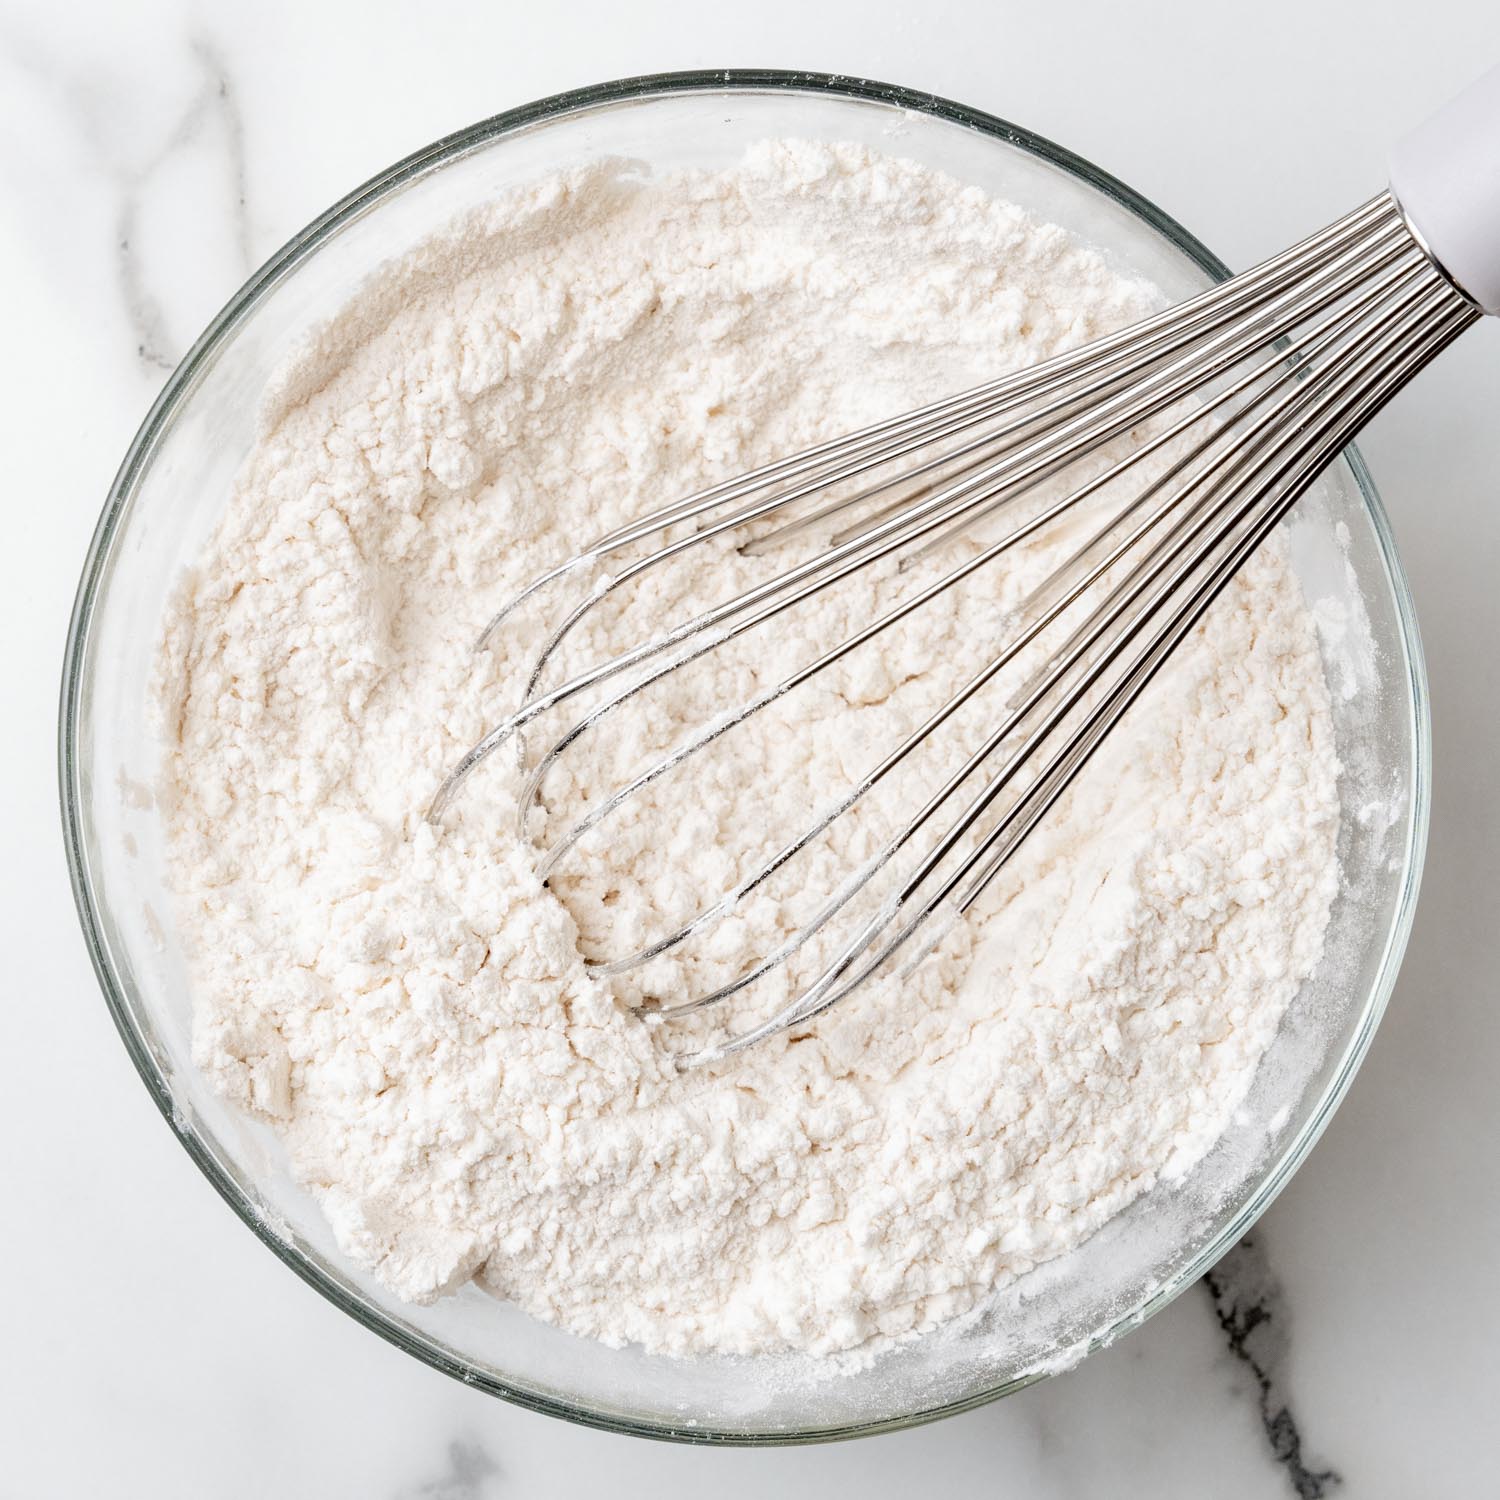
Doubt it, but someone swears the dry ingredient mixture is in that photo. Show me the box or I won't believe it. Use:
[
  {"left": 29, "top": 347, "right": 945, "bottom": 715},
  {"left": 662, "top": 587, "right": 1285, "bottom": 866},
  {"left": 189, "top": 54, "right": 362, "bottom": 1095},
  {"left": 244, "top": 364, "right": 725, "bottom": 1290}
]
[{"left": 157, "top": 141, "right": 1340, "bottom": 1359}]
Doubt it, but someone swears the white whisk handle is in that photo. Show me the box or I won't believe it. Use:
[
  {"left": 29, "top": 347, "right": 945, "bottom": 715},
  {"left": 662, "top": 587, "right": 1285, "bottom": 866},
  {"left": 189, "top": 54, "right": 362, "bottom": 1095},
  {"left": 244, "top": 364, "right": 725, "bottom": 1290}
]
[{"left": 1389, "top": 64, "right": 1500, "bottom": 314}]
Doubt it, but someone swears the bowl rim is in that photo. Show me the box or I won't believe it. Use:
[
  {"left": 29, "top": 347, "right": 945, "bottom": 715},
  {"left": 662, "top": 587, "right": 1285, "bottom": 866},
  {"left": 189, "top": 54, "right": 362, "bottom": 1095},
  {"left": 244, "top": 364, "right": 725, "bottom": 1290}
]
[{"left": 58, "top": 66, "right": 1431, "bottom": 1445}]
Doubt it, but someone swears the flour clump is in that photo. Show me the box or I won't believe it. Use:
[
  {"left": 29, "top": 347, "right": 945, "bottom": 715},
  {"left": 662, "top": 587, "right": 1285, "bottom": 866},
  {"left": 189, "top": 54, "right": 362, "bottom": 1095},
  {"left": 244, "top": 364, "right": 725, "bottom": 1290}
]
[{"left": 156, "top": 140, "right": 1340, "bottom": 1358}]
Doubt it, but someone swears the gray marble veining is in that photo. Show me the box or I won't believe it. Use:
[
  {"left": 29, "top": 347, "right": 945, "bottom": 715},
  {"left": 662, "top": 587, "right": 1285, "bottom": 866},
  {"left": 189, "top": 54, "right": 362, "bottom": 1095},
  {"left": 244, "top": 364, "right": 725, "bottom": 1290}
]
[
  {"left": 115, "top": 37, "right": 253, "bottom": 371},
  {"left": 113, "top": 36, "right": 251, "bottom": 372},
  {"left": 394, "top": 1437, "right": 504, "bottom": 1500},
  {"left": 1204, "top": 1241, "right": 1340, "bottom": 1498},
  {"left": 1, "top": 17, "right": 255, "bottom": 374}
]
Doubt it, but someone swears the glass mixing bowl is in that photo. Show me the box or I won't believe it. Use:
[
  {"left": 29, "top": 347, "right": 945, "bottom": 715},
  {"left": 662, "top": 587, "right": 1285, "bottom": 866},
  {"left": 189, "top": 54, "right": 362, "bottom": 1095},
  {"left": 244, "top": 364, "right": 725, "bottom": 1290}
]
[{"left": 60, "top": 71, "right": 1429, "bottom": 1442}]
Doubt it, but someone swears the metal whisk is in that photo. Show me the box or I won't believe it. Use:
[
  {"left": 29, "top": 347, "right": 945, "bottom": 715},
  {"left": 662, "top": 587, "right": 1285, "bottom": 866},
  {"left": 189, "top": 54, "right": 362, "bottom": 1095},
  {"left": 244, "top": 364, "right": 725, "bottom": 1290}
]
[{"left": 429, "top": 68, "right": 1499, "bottom": 1067}]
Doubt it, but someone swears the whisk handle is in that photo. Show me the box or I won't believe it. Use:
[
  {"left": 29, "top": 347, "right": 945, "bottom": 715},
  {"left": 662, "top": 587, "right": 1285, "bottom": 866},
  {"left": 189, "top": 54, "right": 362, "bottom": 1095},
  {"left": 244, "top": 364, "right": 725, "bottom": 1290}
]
[{"left": 1389, "top": 64, "right": 1500, "bottom": 314}]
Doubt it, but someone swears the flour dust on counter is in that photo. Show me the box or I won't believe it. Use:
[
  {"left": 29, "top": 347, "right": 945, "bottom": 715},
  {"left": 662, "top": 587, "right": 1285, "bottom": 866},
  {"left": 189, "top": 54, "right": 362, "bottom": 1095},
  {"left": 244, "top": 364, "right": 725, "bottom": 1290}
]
[{"left": 155, "top": 139, "right": 1341, "bottom": 1360}]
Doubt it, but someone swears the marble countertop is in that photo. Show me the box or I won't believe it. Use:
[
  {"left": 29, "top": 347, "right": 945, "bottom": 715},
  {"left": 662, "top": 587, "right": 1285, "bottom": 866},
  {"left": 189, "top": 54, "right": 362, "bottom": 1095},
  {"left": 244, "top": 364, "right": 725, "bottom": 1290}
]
[{"left": 5, "top": 1, "right": 1498, "bottom": 1493}]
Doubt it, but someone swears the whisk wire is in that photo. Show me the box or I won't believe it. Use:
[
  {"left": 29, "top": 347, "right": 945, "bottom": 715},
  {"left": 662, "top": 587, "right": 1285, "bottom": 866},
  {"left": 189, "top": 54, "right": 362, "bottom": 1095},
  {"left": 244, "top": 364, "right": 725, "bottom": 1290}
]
[
  {"left": 427, "top": 190, "right": 1480, "bottom": 1067},
  {"left": 430, "top": 203, "right": 1423, "bottom": 822},
  {"left": 484, "top": 200, "right": 1414, "bottom": 714},
  {"left": 526, "top": 245, "right": 1437, "bottom": 887},
  {"left": 683, "top": 278, "right": 1474, "bottom": 1065}
]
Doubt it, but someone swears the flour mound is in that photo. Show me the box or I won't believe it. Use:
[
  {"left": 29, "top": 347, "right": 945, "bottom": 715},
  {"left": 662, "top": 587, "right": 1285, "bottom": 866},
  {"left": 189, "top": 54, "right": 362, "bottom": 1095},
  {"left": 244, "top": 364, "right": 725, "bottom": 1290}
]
[{"left": 157, "top": 141, "right": 1340, "bottom": 1358}]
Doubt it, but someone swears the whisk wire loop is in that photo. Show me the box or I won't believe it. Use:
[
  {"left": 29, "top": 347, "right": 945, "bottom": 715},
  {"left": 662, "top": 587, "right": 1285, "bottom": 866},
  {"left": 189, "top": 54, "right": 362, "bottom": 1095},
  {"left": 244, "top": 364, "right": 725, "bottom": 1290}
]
[
  {"left": 682, "top": 278, "right": 1474, "bottom": 1066},
  {"left": 428, "top": 190, "right": 1480, "bottom": 1066}
]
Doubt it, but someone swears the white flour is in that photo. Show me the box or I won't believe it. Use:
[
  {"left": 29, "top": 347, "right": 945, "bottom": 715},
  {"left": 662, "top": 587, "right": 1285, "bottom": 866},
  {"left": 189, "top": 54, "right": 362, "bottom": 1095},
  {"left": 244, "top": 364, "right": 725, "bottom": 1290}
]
[{"left": 157, "top": 141, "right": 1340, "bottom": 1358}]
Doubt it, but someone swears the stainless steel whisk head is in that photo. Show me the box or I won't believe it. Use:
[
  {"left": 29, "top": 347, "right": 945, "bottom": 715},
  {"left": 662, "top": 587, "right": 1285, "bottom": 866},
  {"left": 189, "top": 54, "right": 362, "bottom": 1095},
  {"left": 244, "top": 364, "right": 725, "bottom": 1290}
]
[{"left": 429, "top": 70, "right": 1500, "bottom": 1067}]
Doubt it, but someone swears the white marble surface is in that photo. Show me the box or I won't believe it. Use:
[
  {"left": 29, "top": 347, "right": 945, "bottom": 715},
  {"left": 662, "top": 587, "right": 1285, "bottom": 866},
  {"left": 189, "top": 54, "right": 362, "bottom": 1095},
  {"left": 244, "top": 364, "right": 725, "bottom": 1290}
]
[{"left": 4, "top": 0, "right": 1499, "bottom": 1493}]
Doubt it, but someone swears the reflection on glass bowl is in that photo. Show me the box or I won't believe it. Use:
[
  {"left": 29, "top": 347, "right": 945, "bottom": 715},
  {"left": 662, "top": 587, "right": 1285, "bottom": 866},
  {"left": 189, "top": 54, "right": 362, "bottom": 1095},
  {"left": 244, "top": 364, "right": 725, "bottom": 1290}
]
[{"left": 60, "top": 71, "right": 1428, "bottom": 1443}]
